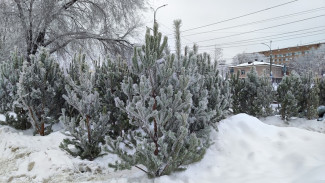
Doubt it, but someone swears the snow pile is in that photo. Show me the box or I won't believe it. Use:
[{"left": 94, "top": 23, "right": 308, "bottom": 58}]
[
  {"left": 1, "top": 114, "right": 325, "bottom": 183},
  {"left": 157, "top": 114, "right": 325, "bottom": 183},
  {"left": 0, "top": 125, "right": 118, "bottom": 183},
  {"left": 0, "top": 114, "right": 5, "bottom": 122},
  {"left": 262, "top": 115, "right": 325, "bottom": 133}
]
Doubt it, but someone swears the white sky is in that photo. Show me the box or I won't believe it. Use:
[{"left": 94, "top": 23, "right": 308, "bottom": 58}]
[{"left": 140, "top": 0, "right": 325, "bottom": 63}]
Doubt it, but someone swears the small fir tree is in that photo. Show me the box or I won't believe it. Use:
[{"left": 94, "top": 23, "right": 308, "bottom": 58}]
[
  {"left": 108, "top": 23, "right": 206, "bottom": 177},
  {"left": 255, "top": 71, "right": 274, "bottom": 117},
  {"left": 196, "top": 52, "right": 231, "bottom": 122},
  {"left": 277, "top": 76, "right": 299, "bottom": 121},
  {"left": 60, "top": 55, "right": 113, "bottom": 160},
  {"left": 94, "top": 57, "right": 133, "bottom": 138},
  {"left": 230, "top": 68, "right": 273, "bottom": 117},
  {"left": 301, "top": 71, "right": 319, "bottom": 119},
  {"left": 230, "top": 70, "right": 245, "bottom": 114},
  {"left": 18, "top": 49, "right": 65, "bottom": 135},
  {"left": 174, "top": 44, "right": 216, "bottom": 137},
  {"left": 288, "top": 71, "right": 304, "bottom": 110},
  {"left": 319, "top": 77, "right": 325, "bottom": 105},
  {"left": 243, "top": 67, "right": 261, "bottom": 116},
  {"left": 0, "top": 51, "right": 30, "bottom": 129}
]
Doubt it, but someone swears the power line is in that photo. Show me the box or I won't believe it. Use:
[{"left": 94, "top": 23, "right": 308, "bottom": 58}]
[
  {"left": 304, "top": 39, "right": 325, "bottom": 45},
  {"left": 195, "top": 14, "right": 325, "bottom": 43},
  {"left": 199, "top": 26, "right": 325, "bottom": 48},
  {"left": 181, "top": 7, "right": 325, "bottom": 37},
  {"left": 180, "top": 0, "right": 299, "bottom": 33},
  {"left": 159, "top": 22, "right": 194, "bottom": 44},
  {"left": 196, "top": 32, "right": 325, "bottom": 51},
  {"left": 180, "top": 32, "right": 324, "bottom": 52}
]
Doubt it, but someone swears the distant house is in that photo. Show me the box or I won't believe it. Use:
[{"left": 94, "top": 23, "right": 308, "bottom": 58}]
[{"left": 229, "top": 61, "right": 284, "bottom": 83}]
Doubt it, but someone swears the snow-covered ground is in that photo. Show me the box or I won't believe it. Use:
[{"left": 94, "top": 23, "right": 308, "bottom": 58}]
[
  {"left": 1, "top": 113, "right": 325, "bottom": 183},
  {"left": 262, "top": 115, "right": 325, "bottom": 133}
]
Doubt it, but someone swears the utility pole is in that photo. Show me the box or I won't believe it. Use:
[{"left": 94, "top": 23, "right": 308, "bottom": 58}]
[
  {"left": 152, "top": 4, "right": 168, "bottom": 23},
  {"left": 261, "top": 41, "right": 273, "bottom": 82}
]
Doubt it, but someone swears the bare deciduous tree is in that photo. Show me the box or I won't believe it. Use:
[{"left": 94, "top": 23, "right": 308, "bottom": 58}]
[
  {"left": 288, "top": 44, "right": 325, "bottom": 77},
  {"left": 0, "top": 0, "right": 146, "bottom": 61}
]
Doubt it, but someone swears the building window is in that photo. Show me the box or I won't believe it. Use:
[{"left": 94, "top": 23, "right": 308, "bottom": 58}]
[
  {"left": 241, "top": 70, "right": 245, "bottom": 75},
  {"left": 288, "top": 53, "right": 292, "bottom": 56},
  {"left": 230, "top": 68, "right": 234, "bottom": 73},
  {"left": 285, "top": 58, "right": 288, "bottom": 61}
]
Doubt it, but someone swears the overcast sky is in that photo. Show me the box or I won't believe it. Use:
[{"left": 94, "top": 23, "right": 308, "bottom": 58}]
[{"left": 140, "top": 0, "right": 325, "bottom": 63}]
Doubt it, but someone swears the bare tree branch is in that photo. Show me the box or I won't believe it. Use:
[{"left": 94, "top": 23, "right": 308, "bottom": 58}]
[{"left": 1, "top": 0, "right": 146, "bottom": 60}]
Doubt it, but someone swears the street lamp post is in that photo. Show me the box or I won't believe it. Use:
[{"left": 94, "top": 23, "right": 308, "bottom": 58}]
[
  {"left": 261, "top": 41, "right": 273, "bottom": 82},
  {"left": 152, "top": 4, "right": 168, "bottom": 23}
]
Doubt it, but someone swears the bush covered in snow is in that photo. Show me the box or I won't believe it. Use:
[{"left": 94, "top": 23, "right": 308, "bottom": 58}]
[
  {"left": 277, "top": 71, "right": 319, "bottom": 120},
  {"left": 319, "top": 77, "right": 325, "bottom": 106},
  {"left": 0, "top": 51, "right": 30, "bottom": 129},
  {"left": 106, "top": 22, "right": 230, "bottom": 177},
  {"left": 18, "top": 48, "right": 66, "bottom": 135},
  {"left": 230, "top": 68, "right": 274, "bottom": 117},
  {"left": 277, "top": 72, "right": 301, "bottom": 121},
  {"left": 59, "top": 53, "right": 131, "bottom": 160}
]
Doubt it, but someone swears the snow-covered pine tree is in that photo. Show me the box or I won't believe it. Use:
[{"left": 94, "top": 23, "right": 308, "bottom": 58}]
[
  {"left": 255, "top": 71, "right": 274, "bottom": 117},
  {"left": 18, "top": 48, "right": 65, "bottom": 135},
  {"left": 288, "top": 71, "right": 304, "bottom": 108},
  {"left": 319, "top": 77, "right": 325, "bottom": 105},
  {"left": 231, "top": 68, "right": 273, "bottom": 117},
  {"left": 281, "top": 91, "right": 298, "bottom": 121},
  {"left": 243, "top": 67, "right": 261, "bottom": 116},
  {"left": 0, "top": 51, "right": 31, "bottom": 129},
  {"left": 108, "top": 23, "right": 206, "bottom": 177},
  {"left": 196, "top": 51, "right": 231, "bottom": 123},
  {"left": 60, "top": 54, "right": 112, "bottom": 160},
  {"left": 0, "top": 52, "right": 20, "bottom": 113},
  {"left": 172, "top": 20, "right": 216, "bottom": 138},
  {"left": 174, "top": 20, "right": 230, "bottom": 132},
  {"left": 94, "top": 56, "right": 132, "bottom": 137},
  {"left": 301, "top": 71, "right": 319, "bottom": 119},
  {"left": 218, "top": 74, "right": 232, "bottom": 118},
  {"left": 230, "top": 70, "right": 245, "bottom": 114},
  {"left": 277, "top": 76, "right": 299, "bottom": 121}
]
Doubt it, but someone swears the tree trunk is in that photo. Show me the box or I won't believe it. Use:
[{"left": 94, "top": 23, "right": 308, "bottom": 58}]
[
  {"left": 86, "top": 115, "right": 91, "bottom": 143},
  {"left": 40, "top": 123, "right": 45, "bottom": 136},
  {"left": 152, "top": 92, "right": 159, "bottom": 156}
]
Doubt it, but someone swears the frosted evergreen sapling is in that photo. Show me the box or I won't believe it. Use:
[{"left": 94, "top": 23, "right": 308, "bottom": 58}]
[
  {"left": 108, "top": 24, "right": 207, "bottom": 177},
  {"left": 60, "top": 55, "right": 112, "bottom": 160},
  {"left": 230, "top": 68, "right": 273, "bottom": 117},
  {"left": 18, "top": 49, "right": 65, "bottom": 135},
  {"left": 277, "top": 75, "right": 300, "bottom": 121},
  {"left": 300, "top": 71, "right": 319, "bottom": 119},
  {"left": 319, "top": 77, "right": 325, "bottom": 106},
  {"left": 0, "top": 51, "right": 30, "bottom": 129}
]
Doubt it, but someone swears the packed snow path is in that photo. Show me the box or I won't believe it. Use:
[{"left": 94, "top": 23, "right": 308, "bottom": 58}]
[{"left": 1, "top": 114, "right": 325, "bottom": 183}]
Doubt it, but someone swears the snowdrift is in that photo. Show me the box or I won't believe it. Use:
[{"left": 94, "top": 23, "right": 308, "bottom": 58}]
[{"left": 1, "top": 114, "right": 325, "bottom": 183}]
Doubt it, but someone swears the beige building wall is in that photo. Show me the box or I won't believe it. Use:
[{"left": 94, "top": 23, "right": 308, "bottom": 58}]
[
  {"left": 230, "top": 65, "right": 283, "bottom": 82},
  {"left": 258, "top": 43, "right": 324, "bottom": 65}
]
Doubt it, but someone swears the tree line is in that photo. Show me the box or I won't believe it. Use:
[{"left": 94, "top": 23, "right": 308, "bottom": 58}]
[{"left": 0, "top": 22, "right": 232, "bottom": 177}]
